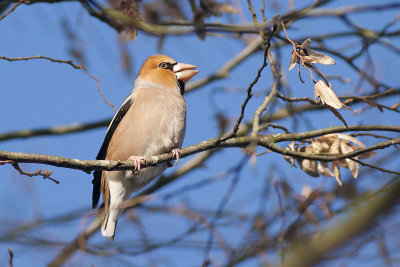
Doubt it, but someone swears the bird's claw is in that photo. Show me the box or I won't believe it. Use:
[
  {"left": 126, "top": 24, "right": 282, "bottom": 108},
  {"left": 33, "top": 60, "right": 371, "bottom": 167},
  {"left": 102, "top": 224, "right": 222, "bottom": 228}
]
[
  {"left": 128, "top": 156, "right": 147, "bottom": 174},
  {"left": 168, "top": 148, "right": 181, "bottom": 167}
]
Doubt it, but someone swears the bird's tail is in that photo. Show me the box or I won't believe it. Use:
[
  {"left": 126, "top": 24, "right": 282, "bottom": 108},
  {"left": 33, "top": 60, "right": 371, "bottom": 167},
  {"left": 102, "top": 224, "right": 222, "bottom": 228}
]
[{"left": 101, "top": 179, "right": 127, "bottom": 240}]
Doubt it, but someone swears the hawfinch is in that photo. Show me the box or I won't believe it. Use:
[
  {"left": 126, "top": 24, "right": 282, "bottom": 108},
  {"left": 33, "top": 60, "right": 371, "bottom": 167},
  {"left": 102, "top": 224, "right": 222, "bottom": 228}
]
[{"left": 91, "top": 54, "right": 199, "bottom": 240}]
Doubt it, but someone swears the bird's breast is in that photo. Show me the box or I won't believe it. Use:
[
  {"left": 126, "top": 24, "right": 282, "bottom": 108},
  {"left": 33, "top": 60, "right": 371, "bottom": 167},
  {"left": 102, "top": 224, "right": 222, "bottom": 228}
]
[
  {"left": 144, "top": 92, "right": 186, "bottom": 157},
  {"left": 105, "top": 87, "right": 186, "bottom": 191}
]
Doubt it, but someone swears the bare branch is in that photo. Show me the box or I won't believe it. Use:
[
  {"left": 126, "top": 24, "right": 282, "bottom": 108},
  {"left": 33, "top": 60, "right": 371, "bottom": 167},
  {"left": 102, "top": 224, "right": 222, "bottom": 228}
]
[
  {"left": 0, "top": 0, "right": 24, "bottom": 21},
  {"left": 0, "top": 118, "right": 110, "bottom": 142},
  {"left": 0, "top": 55, "right": 116, "bottom": 112},
  {"left": 252, "top": 52, "right": 281, "bottom": 136},
  {"left": 186, "top": 36, "right": 264, "bottom": 93},
  {"left": 0, "top": 125, "right": 399, "bottom": 173},
  {"left": 228, "top": 19, "right": 278, "bottom": 138},
  {"left": 351, "top": 158, "right": 400, "bottom": 176}
]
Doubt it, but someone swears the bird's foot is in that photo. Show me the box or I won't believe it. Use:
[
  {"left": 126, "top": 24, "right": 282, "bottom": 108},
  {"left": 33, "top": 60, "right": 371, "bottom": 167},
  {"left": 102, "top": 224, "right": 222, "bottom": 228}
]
[
  {"left": 168, "top": 148, "right": 181, "bottom": 167},
  {"left": 127, "top": 156, "right": 148, "bottom": 174}
]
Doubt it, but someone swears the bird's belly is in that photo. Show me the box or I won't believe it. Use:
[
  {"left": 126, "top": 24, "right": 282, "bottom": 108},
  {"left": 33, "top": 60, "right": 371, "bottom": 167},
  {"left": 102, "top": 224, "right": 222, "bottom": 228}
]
[
  {"left": 114, "top": 95, "right": 185, "bottom": 192},
  {"left": 123, "top": 164, "right": 167, "bottom": 191}
]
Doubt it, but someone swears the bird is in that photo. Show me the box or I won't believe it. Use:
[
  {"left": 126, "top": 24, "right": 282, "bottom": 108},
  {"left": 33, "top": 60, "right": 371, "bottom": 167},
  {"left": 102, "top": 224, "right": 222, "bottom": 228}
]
[{"left": 91, "top": 54, "right": 199, "bottom": 240}]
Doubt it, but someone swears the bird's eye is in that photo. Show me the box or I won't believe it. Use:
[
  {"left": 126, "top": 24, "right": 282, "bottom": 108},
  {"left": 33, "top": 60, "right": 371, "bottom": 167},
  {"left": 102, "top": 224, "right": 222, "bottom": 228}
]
[{"left": 158, "top": 62, "right": 169, "bottom": 69}]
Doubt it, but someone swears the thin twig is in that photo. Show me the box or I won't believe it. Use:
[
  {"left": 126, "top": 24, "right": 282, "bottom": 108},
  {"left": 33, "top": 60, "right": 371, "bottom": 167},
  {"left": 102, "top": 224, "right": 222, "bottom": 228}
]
[
  {"left": 0, "top": 55, "right": 116, "bottom": 112},
  {"left": 11, "top": 162, "right": 60, "bottom": 184},
  {"left": 247, "top": 0, "right": 265, "bottom": 39},
  {"left": 0, "top": 118, "right": 110, "bottom": 142},
  {"left": 227, "top": 18, "right": 278, "bottom": 139},
  {"left": 280, "top": 20, "right": 297, "bottom": 55},
  {"left": 0, "top": 0, "right": 24, "bottom": 21},
  {"left": 186, "top": 36, "right": 264, "bottom": 93},
  {"left": 258, "top": 123, "right": 289, "bottom": 133},
  {"left": 7, "top": 248, "right": 13, "bottom": 267},
  {"left": 252, "top": 51, "right": 281, "bottom": 136},
  {"left": 308, "top": 64, "right": 329, "bottom": 85},
  {"left": 228, "top": 45, "right": 269, "bottom": 138},
  {"left": 82, "top": 68, "right": 116, "bottom": 113},
  {"left": 350, "top": 133, "right": 393, "bottom": 140},
  {"left": 351, "top": 158, "right": 400, "bottom": 176},
  {"left": 276, "top": 92, "right": 315, "bottom": 104}
]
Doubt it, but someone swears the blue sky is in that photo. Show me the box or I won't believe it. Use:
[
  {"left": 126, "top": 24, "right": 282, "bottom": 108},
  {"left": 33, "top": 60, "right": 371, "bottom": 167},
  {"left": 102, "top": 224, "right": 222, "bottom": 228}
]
[{"left": 0, "top": 0, "right": 399, "bottom": 266}]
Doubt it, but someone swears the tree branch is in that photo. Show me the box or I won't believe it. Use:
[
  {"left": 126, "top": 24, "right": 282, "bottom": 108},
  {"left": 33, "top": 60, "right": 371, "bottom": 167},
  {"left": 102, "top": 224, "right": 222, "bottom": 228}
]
[
  {"left": 0, "top": 118, "right": 110, "bottom": 142},
  {"left": 0, "top": 125, "right": 399, "bottom": 173}
]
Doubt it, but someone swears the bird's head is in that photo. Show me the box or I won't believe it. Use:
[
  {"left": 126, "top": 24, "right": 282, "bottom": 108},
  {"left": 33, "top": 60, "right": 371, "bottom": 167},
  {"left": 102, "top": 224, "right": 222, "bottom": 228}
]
[{"left": 136, "top": 54, "right": 199, "bottom": 95}]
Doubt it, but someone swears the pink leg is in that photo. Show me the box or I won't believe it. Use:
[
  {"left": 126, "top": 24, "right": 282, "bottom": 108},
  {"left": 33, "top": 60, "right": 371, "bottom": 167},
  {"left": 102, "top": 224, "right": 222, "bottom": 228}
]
[
  {"left": 127, "top": 156, "right": 147, "bottom": 174},
  {"left": 168, "top": 148, "right": 181, "bottom": 167}
]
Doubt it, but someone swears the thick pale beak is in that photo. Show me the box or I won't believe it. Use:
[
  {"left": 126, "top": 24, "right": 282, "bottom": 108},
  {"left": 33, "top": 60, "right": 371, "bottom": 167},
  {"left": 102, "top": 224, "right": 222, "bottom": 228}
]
[{"left": 173, "top": 63, "right": 199, "bottom": 83}]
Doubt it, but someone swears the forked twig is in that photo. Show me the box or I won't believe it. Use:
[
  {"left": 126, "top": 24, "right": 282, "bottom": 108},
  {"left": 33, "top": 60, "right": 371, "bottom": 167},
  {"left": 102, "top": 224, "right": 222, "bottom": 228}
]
[{"left": 3, "top": 161, "right": 60, "bottom": 184}]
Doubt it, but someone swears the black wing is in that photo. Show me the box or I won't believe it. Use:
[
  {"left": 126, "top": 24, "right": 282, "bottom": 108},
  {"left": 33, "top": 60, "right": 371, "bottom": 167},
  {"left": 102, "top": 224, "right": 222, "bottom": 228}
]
[{"left": 91, "top": 94, "right": 134, "bottom": 208}]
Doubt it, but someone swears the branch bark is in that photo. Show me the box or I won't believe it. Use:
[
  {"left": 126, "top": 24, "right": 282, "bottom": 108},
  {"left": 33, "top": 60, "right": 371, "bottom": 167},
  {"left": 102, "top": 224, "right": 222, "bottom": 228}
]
[{"left": 0, "top": 125, "right": 399, "bottom": 174}]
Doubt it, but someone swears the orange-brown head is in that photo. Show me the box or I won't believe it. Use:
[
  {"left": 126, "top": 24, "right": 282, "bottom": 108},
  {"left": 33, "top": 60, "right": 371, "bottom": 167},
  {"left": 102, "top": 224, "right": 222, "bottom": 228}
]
[{"left": 135, "top": 54, "right": 199, "bottom": 95}]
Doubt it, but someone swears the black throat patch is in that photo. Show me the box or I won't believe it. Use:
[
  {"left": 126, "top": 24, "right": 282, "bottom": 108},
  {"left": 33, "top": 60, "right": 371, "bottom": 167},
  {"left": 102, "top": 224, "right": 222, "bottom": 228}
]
[{"left": 177, "top": 80, "right": 185, "bottom": 95}]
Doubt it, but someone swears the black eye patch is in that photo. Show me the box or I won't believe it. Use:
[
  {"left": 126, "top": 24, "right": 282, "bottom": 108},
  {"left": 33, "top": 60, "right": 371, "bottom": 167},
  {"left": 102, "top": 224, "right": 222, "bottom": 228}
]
[{"left": 158, "top": 62, "right": 177, "bottom": 70}]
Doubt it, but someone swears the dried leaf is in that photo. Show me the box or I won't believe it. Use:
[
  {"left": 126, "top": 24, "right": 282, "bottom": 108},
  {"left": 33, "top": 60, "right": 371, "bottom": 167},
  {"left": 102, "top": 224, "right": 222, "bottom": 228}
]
[
  {"left": 300, "top": 38, "right": 311, "bottom": 50},
  {"left": 289, "top": 51, "right": 298, "bottom": 71},
  {"left": 314, "top": 80, "right": 343, "bottom": 109},
  {"left": 332, "top": 160, "right": 342, "bottom": 186},
  {"left": 110, "top": 0, "right": 142, "bottom": 41},
  {"left": 318, "top": 134, "right": 339, "bottom": 146},
  {"left": 348, "top": 159, "right": 359, "bottom": 179},
  {"left": 284, "top": 155, "right": 296, "bottom": 167},
  {"left": 356, "top": 150, "right": 377, "bottom": 159},
  {"left": 215, "top": 3, "right": 238, "bottom": 14},
  {"left": 301, "top": 38, "right": 335, "bottom": 65},
  {"left": 299, "top": 158, "right": 320, "bottom": 177},
  {"left": 320, "top": 141, "right": 330, "bottom": 151},
  {"left": 303, "top": 52, "right": 335, "bottom": 65},
  {"left": 143, "top": 1, "right": 187, "bottom": 23},
  {"left": 284, "top": 142, "right": 296, "bottom": 166},
  {"left": 311, "top": 140, "right": 324, "bottom": 152},
  {"left": 330, "top": 138, "right": 340, "bottom": 154},
  {"left": 336, "top": 133, "right": 366, "bottom": 147},
  {"left": 287, "top": 141, "right": 295, "bottom": 150},
  {"left": 338, "top": 159, "right": 348, "bottom": 168},
  {"left": 340, "top": 142, "right": 359, "bottom": 178},
  {"left": 283, "top": 133, "right": 376, "bottom": 184},
  {"left": 391, "top": 103, "right": 399, "bottom": 109},
  {"left": 200, "top": 0, "right": 238, "bottom": 17},
  {"left": 317, "top": 162, "right": 334, "bottom": 177},
  {"left": 298, "top": 146, "right": 319, "bottom": 177}
]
